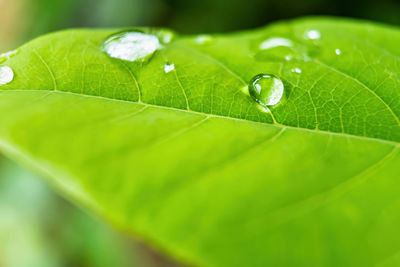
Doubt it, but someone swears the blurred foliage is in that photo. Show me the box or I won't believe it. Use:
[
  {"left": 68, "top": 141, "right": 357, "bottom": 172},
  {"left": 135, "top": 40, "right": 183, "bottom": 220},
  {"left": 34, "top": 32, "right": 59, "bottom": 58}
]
[
  {"left": 0, "top": 0, "right": 399, "bottom": 266},
  {"left": 27, "top": 0, "right": 400, "bottom": 34},
  {"left": 0, "top": 155, "right": 130, "bottom": 266},
  {"left": 1, "top": 0, "right": 400, "bottom": 51},
  {"left": 0, "top": 155, "right": 180, "bottom": 267}
]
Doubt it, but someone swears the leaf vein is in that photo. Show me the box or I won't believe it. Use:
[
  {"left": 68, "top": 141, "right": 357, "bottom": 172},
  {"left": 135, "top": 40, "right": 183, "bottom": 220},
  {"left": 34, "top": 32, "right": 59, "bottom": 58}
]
[{"left": 33, "top": 49, "right": 57, "bottom": 91}]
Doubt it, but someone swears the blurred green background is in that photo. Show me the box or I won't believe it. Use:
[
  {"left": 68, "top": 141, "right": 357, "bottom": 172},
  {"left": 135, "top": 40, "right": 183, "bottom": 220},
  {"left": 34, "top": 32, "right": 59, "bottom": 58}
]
[{"left": 0, "top": 0, "right": 399, "bottom": 266}]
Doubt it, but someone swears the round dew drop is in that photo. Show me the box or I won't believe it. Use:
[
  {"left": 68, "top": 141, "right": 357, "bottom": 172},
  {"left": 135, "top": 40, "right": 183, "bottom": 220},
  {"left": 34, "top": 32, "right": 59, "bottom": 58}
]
[
  {"left": 0, "top": 66, "right": 14, "bottom": 85},
  {"left": 102, "top": 31, "right": 161, "bottom": 62},
  {"left": 248, "top": 74, "right": 284, "bottom": 106},
  {"left": 304, "top": 29, "right": 321, "bottom": 40}
]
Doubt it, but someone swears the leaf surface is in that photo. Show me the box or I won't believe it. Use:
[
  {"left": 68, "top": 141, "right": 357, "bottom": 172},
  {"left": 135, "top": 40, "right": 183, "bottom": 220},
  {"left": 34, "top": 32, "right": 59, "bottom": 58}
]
[{"left": 1, "top": 17, "right": 400, "bottom": 266}]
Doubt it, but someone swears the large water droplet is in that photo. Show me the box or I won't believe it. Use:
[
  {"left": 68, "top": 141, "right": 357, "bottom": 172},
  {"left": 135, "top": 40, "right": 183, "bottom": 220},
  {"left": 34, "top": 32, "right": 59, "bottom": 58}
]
[
  {"left": 0, "top": 66, "right": 14, "bottom": 85},
  {"left": 304, "top": 29, "right": 321, "bottom": 40},
  {"left": 102, "top": 31, "right": 161, "bottom": 62},
  {"left": 164, "top": 63, "right": 175, "bottom": 73},
  {"left": 335, "top": 48, "right": 341, "bottom": 55},
  {"left": 248, "top": 74, "right": 284, "bottom": 106},
  {"left": 259, "top": 37, "right": 293, "bottom": 50}
]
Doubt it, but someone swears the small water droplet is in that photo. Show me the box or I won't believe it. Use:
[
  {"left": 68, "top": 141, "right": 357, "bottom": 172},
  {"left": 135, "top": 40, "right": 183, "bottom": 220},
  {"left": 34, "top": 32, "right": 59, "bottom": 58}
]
[
  {"left": 259, "top": 37, "right": 293, "bottom": 50},
  {"left": 164, "top": 63, "right": 175, "bottom": 73},
  {"left": 285, "top": 55, "right": 293, "bottom": 61},
  {"left": 304, "top": 29, "right": 321, "bottom": 40},
  {"left": 195, "top": 35, "right": 213, "bottom": 45},
  {"left": 102, "top": 31, "right": 161, "bottom": 62},
  {"left": 0, "top": 66, "right": 14, "bottom": 85},
  {"left": 335, "top": 48, "right": 341, "bottom": 55},
  {"left": 291, "top": 67, "right": 302, "bottom": 74},
  {"left": 248, "top": 74, "right": 284, "bottom": 106},
  {"left": 157, "top": 29, "right": 175, "bottom": 44},
  {"left": 0, "top": 49, "right": 19, "bottom": 63}
]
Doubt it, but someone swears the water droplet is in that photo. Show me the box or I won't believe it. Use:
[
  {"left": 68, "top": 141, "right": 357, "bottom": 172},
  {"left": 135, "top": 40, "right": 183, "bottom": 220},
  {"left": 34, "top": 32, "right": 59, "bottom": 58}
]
[
  {"left": 164, "top": 63, "right": 175, "bottom": 73},
  {"left": 304, "top": 29, "right": 321, "bottom": 40},
  {"left": 0, "top": 49, "right": 19, "bottom": 63},
  {"left": 285, "top": 55, "right": 293, "bottom": 61},
  {"left": 102, "top": 31, "right": 161, "bottom": 62},
  {"left": 157, "top": 29, "right": 175, "bottom": 44},
  {"left": 259, "top": 37, "right": 293, "bottom": 50},
  {"left": 0, "top": 66, "right": 14, "bottom": 85},
  {"left": 248, "top": 74, "right": 284, "bottom": 106},
  {"left": 195, "top": 35, "right": 213, "bottom": 45},
  {"left": 291, "top": 67, "right": 302, "bottom": 74},
  {"left": 335, "top": 48, "right": 341, "bottom": 55}
]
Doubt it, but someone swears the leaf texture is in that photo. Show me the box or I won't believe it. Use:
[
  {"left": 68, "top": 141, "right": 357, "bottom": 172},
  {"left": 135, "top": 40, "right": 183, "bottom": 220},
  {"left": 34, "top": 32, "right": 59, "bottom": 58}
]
[{"left": 0, "top": 17, "right": 400, "bottom": 266}]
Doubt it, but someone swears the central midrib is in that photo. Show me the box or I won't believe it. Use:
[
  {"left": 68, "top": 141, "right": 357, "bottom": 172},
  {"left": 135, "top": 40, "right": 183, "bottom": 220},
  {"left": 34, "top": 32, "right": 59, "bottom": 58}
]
[{"left": 1, "top": 88, "right": 398, "bottom": 146}]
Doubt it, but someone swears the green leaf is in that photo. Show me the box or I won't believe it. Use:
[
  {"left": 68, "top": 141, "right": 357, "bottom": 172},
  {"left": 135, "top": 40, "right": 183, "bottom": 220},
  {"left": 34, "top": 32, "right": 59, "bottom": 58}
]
[{"left": 1, "top": 17, "right": 400, "bottom": 266}]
